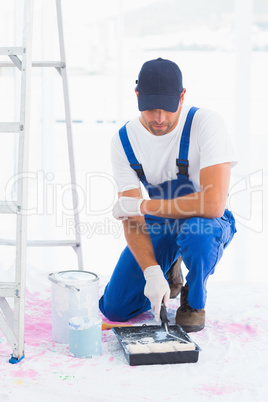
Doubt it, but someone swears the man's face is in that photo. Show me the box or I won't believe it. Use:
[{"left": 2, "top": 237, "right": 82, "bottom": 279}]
[
  {"left": 139, "top": 107, "right": 181, "bottom": 136},
  {"left": 136, "top": 89, "right": 186, "bottom": 136}
]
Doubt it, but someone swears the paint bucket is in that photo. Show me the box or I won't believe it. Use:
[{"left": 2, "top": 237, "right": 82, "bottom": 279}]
[
  {"left": 69, "top": 316, "right": 102, "bottom": 358},
  {"left": 48, "top": 270, "right": 99, "bottom": 343}
]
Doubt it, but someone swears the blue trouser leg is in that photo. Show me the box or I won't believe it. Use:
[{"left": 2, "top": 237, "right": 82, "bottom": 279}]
[
  {"left": 99, "top": 246, "right": 149, "bottom": 321},
  {"left": 99, "top": 210, "right": 236, "bottom": 321},
  {"left": 99, "top": 222, "right": 180, "bottom": 321}
]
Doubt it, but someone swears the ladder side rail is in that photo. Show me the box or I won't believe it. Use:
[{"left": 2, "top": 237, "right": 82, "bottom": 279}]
[
  {"left": 12, "top": 0, "right": 34, "bottom": 361},
  {"left": 56, "top": 0, "right": 83, "bottom": 269}
]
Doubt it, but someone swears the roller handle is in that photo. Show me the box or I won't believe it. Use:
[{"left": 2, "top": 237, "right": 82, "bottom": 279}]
[{"left": 160, "top": 303, "right": 169, "bottom": 326}]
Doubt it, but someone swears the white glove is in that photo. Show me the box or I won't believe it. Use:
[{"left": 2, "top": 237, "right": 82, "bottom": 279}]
[
  {"left": 112, "top": 196, "right": 144, "bottom": 220},
  {"left": 144, "top": 265, "right": 170, "bottom": 322}
]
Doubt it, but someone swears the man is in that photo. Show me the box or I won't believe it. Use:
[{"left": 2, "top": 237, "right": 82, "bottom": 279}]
[{"left": 99, "top": 57, "right": 237, "bottom": 332}]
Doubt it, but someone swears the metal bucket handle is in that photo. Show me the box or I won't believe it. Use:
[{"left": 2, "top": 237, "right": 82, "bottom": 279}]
[{"left": 48, "top": 273, "right": 80, "bottom": 292}]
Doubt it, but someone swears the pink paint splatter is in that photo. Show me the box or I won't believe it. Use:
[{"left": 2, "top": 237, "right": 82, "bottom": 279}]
[
  {"left": 225, "top": 323, "right": 257, "bottom": 336},
  {"left": 25, "top": 322, "right": 52, "bottom": 346},
  {"left": 109, "top": 356, "right": 114, "bottom": 362},
  {"left": 24, "top": 291, "right": 52, "bottom": 347},
  {"left": 49, "top": 362, "right": 62, "bottom": 368},
  {"left": 100, "top": 308, "right": 155, "bottom": 327},
  {"left": 68, "top": 362, "right": 85, "bottom": 369},
  {"left": 195, "top": 384, "right": 242, "bottom": 397},
  {"left": 10, "top": 369, "right": 37, "bottom": 379},
  {"left": 207, "top": 320, "right": 258, "bottom": 343}
]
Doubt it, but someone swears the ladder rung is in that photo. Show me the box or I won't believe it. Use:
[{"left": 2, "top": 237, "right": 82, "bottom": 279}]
[
  {"left": 0, "top": 47, "right": 24, "bottom": 56},
  {"left": 0, "top": 283, "right": 17, "bottom": 297},
  {"left": 0, "top": 239, "right": 79, "bottom": 247},
  {"left": 0, "top": 61, "right": 64, "bottom": 68},
  {"left": 0, "top": 123, "right": 21, "bottom": 133},
  {"left": 0, "top": 201, "right": 19, "bottom": 214},
  {"left": 28, "top": 240, "right": 79, "bottom": 247},
  {"left": 33, "top": 61, "right": 64, "bottom": 68}
]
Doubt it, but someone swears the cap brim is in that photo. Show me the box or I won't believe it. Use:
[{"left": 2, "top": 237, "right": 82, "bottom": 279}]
[{"left": 138, "top": 93, "right": 180, "bottom": 113}]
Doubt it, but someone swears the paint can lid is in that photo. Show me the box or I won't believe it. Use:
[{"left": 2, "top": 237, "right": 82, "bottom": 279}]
[
  {"left": 48, "top": 270, "right": 99, "bottom": 287},
  {"left": 69, "top": 315, "right": 102, "bottom": 330}
]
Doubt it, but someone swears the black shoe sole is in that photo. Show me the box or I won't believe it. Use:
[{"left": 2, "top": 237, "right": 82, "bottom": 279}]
[{"left": 179, "top": 322, "right": 205, "bottom": 333}]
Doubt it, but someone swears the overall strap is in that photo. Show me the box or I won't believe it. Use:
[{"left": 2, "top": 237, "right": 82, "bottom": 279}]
[
  {"left": 176, "top": 106, "right": 199, "bottom": 178},
  {"left": 118, "top": 123, "right": 148, "bottom": 185}
]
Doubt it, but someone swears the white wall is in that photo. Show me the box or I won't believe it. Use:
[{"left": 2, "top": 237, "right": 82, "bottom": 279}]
[{"left": 0, "top": 0, "right": 267, "bottom": 284}]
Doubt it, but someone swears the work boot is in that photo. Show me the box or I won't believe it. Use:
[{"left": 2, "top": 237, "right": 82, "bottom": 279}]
[
  {"left": 175, "top": 284, "right": 205, "bottom": 333},
  {"left": 166, "top": 256, "right": 184, "bottom": 299}
]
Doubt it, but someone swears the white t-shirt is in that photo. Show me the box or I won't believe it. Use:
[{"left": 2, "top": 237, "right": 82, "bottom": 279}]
[{"left": 111, "top": 105, "right": 237, "bottom": 194}]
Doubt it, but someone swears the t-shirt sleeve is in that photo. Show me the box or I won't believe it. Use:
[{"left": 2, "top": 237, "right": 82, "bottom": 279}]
[
  {"left": 110, "top": 133, "right": 141, "bottom": 193},
  {"left": 196, "top": 109, "right": 238, "bottom": 170}
]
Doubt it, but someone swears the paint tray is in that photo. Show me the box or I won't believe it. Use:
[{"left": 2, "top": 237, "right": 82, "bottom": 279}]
[{"left": 112, "top": 324, "right": 201, "bottom": 366}]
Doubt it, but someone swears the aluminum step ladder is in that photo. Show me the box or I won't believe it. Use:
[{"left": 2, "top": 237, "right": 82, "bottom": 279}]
[{"left": 0, "top": 0, "right": 83, "bottom": 364}]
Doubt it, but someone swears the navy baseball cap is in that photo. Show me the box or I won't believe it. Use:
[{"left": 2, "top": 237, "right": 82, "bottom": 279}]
[{"left": 136, "top": 58, "right": 184, "bottom": 113}]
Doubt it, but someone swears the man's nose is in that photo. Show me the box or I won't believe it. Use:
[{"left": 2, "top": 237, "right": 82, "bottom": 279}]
[{"left": 154, "top": 109, "right": 165, "bottom": 124}]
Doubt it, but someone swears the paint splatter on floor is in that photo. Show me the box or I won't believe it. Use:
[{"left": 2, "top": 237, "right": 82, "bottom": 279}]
[
  {"left": 195, "top": 384, "right": 243, "bottom": 397},
  {"left": 0, "top": 280, "right": 268, "bottom": 401}
]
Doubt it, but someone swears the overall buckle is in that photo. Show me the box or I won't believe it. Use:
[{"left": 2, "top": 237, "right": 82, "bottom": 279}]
[
  {"left": 176, "top": 159, "right": 189, "bottom": 178},
  {"left": 130, "top": 163, "right": 145, "bottom": 177}
]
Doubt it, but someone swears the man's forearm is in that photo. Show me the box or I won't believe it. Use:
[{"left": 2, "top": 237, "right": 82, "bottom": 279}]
[
  {"left": 140, "top": 189, "right": 225, "bottom": 220},
  {"left": 139, "top": 163, "right": 230, "bottom": 220},
  {"left": 123, "top": 218, "right": 158, "bottom": 271}
]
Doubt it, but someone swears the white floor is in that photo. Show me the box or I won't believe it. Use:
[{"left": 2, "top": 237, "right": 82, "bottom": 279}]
[{"left": 1, "top": 276, "right": 268, "bottom": 402}]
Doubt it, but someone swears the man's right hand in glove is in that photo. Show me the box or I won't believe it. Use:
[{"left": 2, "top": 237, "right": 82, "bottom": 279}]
[{"left": 144, "top": 265, "right": 170, "bottom": 322}]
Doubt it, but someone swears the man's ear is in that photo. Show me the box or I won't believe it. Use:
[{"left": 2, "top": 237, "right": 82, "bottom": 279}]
[
  {"left": 180, "top": 88, "right": 186, "bottom": 102},
  {"left": 135, "top": 88, "right": 139, "bottom": 101}
]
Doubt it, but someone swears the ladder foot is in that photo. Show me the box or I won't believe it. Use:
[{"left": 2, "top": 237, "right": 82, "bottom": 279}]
[{"left": 9, "top": 354, "right": 25, "bottom": 364}]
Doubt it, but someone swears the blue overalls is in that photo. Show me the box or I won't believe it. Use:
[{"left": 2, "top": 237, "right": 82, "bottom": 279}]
[{"left": 99, "top": 107, "right": 237, "bottom": 322}]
